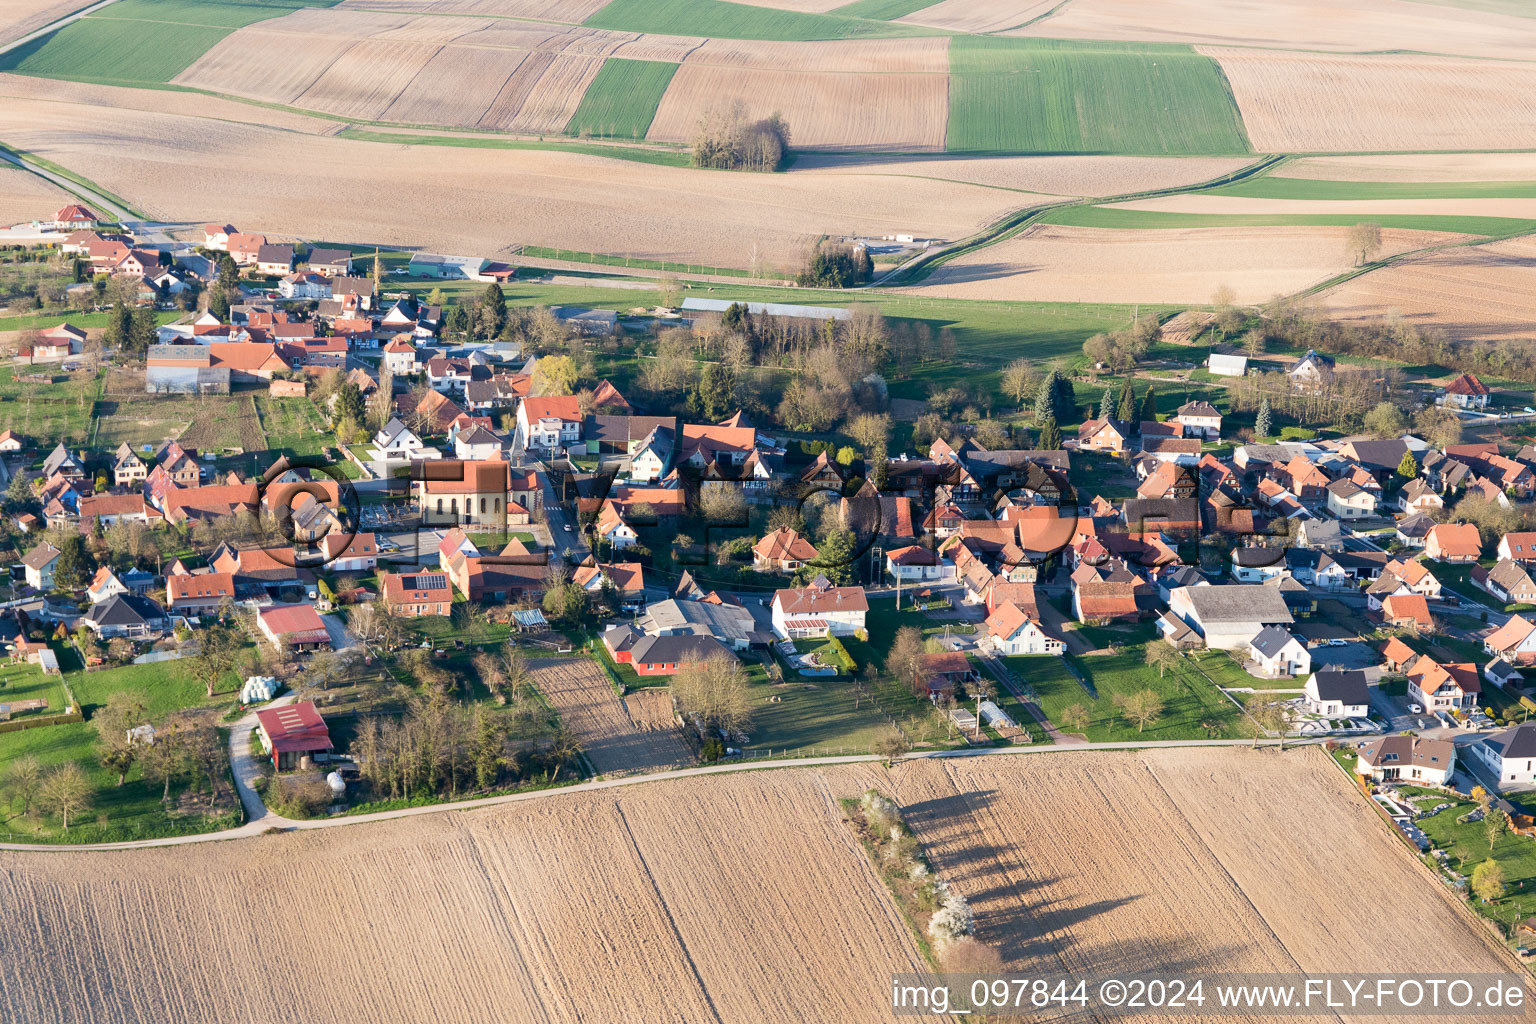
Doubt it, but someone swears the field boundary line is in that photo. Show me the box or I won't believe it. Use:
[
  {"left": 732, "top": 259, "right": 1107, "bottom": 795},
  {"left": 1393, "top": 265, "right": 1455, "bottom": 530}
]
[{"left": 0, "top": 737, "right": 1313, "bottom": 854}]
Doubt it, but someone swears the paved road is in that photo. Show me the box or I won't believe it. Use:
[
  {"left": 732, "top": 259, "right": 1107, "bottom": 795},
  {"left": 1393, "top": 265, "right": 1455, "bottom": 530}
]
[
  {"left": 0, "top": 735, "right": 1323, "bottom": 853},
  {"left": 225, "top": 698, "right": 293, "bottom": 831}
]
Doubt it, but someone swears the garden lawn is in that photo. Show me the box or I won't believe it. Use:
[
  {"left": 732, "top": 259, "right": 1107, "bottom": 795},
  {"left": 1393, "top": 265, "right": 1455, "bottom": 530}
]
[
  {"left": 1411, "top": 790, "right": 1536, "bottom": 934},
  {"left": 0, "top": 368, "right": 98, "bottom": 446},
  {"left": 1011, "top": 647, "right": 1254, "bottom": 741},
  {"left": 742, "top": 660, "right": 898, "bottom": 755}
]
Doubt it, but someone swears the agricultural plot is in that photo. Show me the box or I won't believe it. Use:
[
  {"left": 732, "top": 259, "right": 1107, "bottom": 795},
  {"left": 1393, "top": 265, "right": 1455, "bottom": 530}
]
[
  {"left": 1204, "top": 47, "right": 1536, "bottom": 153},
  {"left": 564, "top": 58, "right": 677, "bottom": 138},
  {"left": 0, "top": 768, "right": 941, "bottom": 1024},
  {"left": 0, "top": 95, "right": 1031, "bottom": 269},
  {"left": 0, "top": 367, "right": 96, "bottom": 445},
  {"left": 0, "top": 0, "right": 95, "bottom": 47},
  {"left": 1020, "top": 0, "right": 1536, "bottom": 63},
  {"left": 896, "top": 749, "right": 1521, "bottom": 987},
  {"left": 907, "top": 222, "right": 1464, "bottom": 305},
  {"left": 792, "top": 152, "right": 1252, "bottom": 197},
  {"left": 1319, "top": 235, "right": 1536, "bottom": 343},
  {"left": 946, "top": 37, "right": 1251, "bottom": 155},
  {"left": 0, "top": 0, "right": 339, "bottom": 87},
  {"left": 897, "top": 0, "right": 1056, "bottom": 33},
  {"left": 530, "top": 658, "right": 692, "bottom": 775},
  {"left": 177, "top": 393, "right": 266, "bottom": 452},
  {"left": 1210, "top": 174, "right": 1536, "bottom": 201},
  {"left": 0, "top": 162, "right": 73, "bottom": 226},
  {"left": 1047, "top": 202, "right": 1535, "bottom": 238},
  {"left": 1283, "top": 152, "right": 1536, "bottom": 183},
  {"left": 335, "top": 0, "right": 608, "bottom": 19},
  {"left": 583, "top": 0, "right": 925, "bottom": 40},
  {"left": 648, "top": 65, "right": 947, "bottom": 149}
]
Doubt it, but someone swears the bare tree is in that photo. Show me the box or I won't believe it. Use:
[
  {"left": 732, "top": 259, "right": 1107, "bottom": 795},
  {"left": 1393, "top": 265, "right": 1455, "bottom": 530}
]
[
  {"left": 4, "top": 754, "right": 44, "bottom": 816},
  {"left": 1114, "top": 688, "right": 1164, "bottom": 733},
  {"left": 670, "top": 654, "right": 753, "bottom": 735},
  {"left": 38, "top": 763, "right": 92, "bottom": 830},
  {"left": 1143, "top": 640, "right": 1180, "bottom": 679},
  {"left": 1347, "top": 222, "right": 1383, "bottom": 266}
]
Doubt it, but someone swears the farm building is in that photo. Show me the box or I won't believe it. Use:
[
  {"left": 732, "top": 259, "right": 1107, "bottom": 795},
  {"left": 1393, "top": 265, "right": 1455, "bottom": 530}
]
[
  {"left": 256, "top": 604, "right": 331, "bottom": 652},
  {"left": 1207, "top": 353, "right": 1248, "bottom": 377},
  {"left": 408, "top": 253, "right": 487, "bottom": 279},
  {"left": 255, "top": 701, "right": 333, "bottom": 771}
]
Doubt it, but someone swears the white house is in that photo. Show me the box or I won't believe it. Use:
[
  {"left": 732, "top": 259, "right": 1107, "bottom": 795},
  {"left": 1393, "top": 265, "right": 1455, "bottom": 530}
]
[
  {"left": 21, "top": 543, "right": 59, "bottom": 591},
  {"left": 885, "top": 545, "right": 948, "bottom": 583},
  {"left": 770, "top": 578, "right": 868, "bottom": 639},
  {"left": 1471, "top": 724, "right": 1536, "bottom": 788},
  {"left": 320, "top": 533, "right": 378, "bottom": 574},
  {"left": 1173, "top": 401, "right": 1221, "bottom": 441},
  {"left": 1485, "top": 614, "right": 1536, "bottom": 666},
  {"left": 596, "top": 504, "right": 639, "bottom": 551},
  {"left": 1356, "top": 735, "right": 1456, "bottom": 786},
  {"left": 454, "top": 425, "right": 505, "bottom": 462},
  {"left": 370, "top": 418, "right": 438, "bottom": 464},
  {"left": 1325, "top": 478, "right": 1378, "bottom": 519},
  {"left": 278, "top": 271, "right": 330, "bottom": 300},
  {"left": 1167, "top": 584, "right": 1293, "bottom": 650},
  {"left": 985, "top": 602, "right": 1064, "bottom": 656},
  {"left": 383, "top": 335, "right": 419, "bottom": 375},
  {"left": 1303, "top": 667, "right": 1370, "bottom": 718},
  {"left": 1248, "top": 625, "right": 1311, "bottom": 678},
  {"left": 517, "top": 396, "right": 582, "bottom": 453}
]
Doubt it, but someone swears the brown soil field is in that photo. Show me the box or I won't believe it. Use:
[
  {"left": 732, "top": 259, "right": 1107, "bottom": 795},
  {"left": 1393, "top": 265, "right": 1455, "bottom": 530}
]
[
  {"left": 680, "top": 36, "right": 948, "bottom": 73},
  {"left": 892, "top": 748, "right": 1529, "bottom": 1014},
  {"left": 175, "top": 10, "right": 695, "bottom": 131},
  {"left": 1320, "top": 235, "right": 1536, "bottom": 342},
  {"left": 0, "top": 768, "right": 941, "bottom": 1024},
  {"left": 906, "top": 223, "right": 1463, "bottom": 305},
  {"left": 0, "top": 72, "right": 339, "bottom": 133},
  {"left": 1, "top": 750, "right": 1522, "bottom": 1023},
  {"left": 1106, "top": 193, "right": 1536, "bottom": 221},
  {"left": 648, "top": 65, "right": 948, "bottom": 150},
  {"left": 0, "top": 96, "right": 1027, "bottom": 266},
  {"left": 0, "top": 0, "right": 88, "bottom": 46},
  {"left": 335, "top": 0, "right": 609, "bottom": 19},
  {"left": 1281, "top": 153, "right": 1536, "bottom": 183},
  {"left": 530, "top": 658, "right": 692, "bottom": 775},
  {"left": 898, "top": 0, "right": 1057, "bottom": 33},
  {"left": 0, "top": 163, "right": 72, "bottom": 226},
  {"left": 1203, "top": 48, "right": 1536, "bottom": 152},
  {"left": 1020, "top": 0, "right": 1536, "bottom": 62},
  {"left": 793, "top": 153, "right": 1252, "bottom": 197}
]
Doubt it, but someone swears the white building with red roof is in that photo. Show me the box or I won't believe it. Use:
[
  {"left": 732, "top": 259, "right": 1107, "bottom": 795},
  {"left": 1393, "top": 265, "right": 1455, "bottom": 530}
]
[
  {"left": 516, "top": 396, "right": 582, "bottom": 452},
  {"left": 770, "top": 577, "right": 868, "bottom": 639},
  {"left": 51, "top": 204, "right": 98, "bottom": 231},
  {"left": 1442, "top": 372, "right": 1490, "bottom": 410}
]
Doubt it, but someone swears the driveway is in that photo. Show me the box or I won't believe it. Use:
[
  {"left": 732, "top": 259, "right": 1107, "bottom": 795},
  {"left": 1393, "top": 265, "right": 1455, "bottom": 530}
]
[
  {"left": 226, "top": 699, "right": 294, "bottom": 828},
  {"left": 321, "top": 613, "right": 358, "bottom": 652},
  {"left": 1308, "top": 641, "right": 1380, "bottom": 671}
]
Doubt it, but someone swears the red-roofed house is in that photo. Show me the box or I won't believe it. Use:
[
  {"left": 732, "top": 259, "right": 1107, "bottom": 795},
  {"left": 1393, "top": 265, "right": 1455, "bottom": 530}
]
[
  {"left": 255, "top": 701, "right": 332, "bottom": 770},
  {"left": 1408, "top": 657, "right": 1481, "bottom": 712},
  {"left": 380, "top": 571, "right": 453, "bottom": 618},
  {"left": 320, "top": 532, "right": 377, "bottom": 573},
  {"left": 1380, "top": 593, "right": 1433, "bottom": 631},
  {"left": 754, "top": 527, "right": 818, "bottom": 573},
  {"left": 35, "top": 323, "right": 85, "bottom": 359},
  {"left": 52, "top": 204, "right": 98, "bottom": 231},
  {"left": 770, "top": 578, "right": 868, "bottom": 638},
  {"left": 1424, "top": 522, "right": 1482, "bottom": 563},
  {"left": 1485, "top": 615, "right": 1536, "bottom": 665},
  {"left": 1442, "top": 372, "right": 1490, "bottom": 410},
  {"left": 256, "top": 604, "right": 332, "bottom": 652},
  {"left": 416, "top": 459, "right": 520, "bottom": 527},
  {"left": 167, "top": 572, "right": 236, "bottom": 616},
  {"left": 517, "top": 396, "right": 582, "bottom": 452},
  {"left": 985, "top": 600, "right": 1064, "bottom": 656}
]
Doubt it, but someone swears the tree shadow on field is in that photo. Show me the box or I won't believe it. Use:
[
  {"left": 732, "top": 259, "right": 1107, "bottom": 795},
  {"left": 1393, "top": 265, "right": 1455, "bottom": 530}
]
[{"left": 922, "top": 261, "right": 1039, "bottom": 286}]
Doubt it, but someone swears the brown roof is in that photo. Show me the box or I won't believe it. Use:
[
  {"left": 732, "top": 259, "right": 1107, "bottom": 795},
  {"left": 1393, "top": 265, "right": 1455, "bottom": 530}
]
[
  {"left": 773, "top": 583, "right": 868, "bottom": 615},
  {"left": 168, "top": 572, "right": 235, "bottom": 603},
  {"left": 755, "top": 527, "right": 818, "bottom": 563}
]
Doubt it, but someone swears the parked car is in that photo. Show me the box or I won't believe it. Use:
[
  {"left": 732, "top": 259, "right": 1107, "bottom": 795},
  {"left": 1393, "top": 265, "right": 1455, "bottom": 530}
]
[{"left": 1409, "top": 702, "right": 1423, "bottom": 713}]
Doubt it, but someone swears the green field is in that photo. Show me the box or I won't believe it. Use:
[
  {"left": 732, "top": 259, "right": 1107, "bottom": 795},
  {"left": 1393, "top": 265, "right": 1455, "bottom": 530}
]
[
  {"left": 584, "top": 0, "right": 927, "bottom": 40},
  {"left": 565, "top": 59, "right": 678, "bottom": 140},
  {"left": 946, "top": 38, "right": 1251, "bottom": 155},
  {"left": 1403, "top": 0, "right": 1536, "bottom": 15},
  {"left": 0, "top": 369, "right": 98, "bottom": 446},
  {"left": 1213, "top": 175, "right": 1536, "bottom": 201},
  {"left": 1042, "top": 204, "right": 1536, "bottom": 237},
  {"left": 335, "top": 128, "right": 692, "bottom": 167},
  {"left": 829, "top": 0, "right": 937, "bottom": 18},
  {"left": 0, "top": 0, "right": 338, "bottom": 86}
]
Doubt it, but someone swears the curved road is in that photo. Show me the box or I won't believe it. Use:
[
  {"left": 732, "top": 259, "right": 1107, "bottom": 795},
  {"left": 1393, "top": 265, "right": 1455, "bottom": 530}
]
[{"left": 0, "top": 734, "right": 1317, "bottom": 854}]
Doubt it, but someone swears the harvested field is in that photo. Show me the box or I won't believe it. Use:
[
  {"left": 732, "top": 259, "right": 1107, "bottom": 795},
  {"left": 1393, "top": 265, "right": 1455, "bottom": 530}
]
[
  {"left": 897, "top": 0, "right": 1056, "bottom": 33},
  {"left": 892, "top": 749, "right": 1525, "bottom": 994},
  {"left": 1283, "top": 153, "right": 1536, "bottom": 183},
  {"left": 531, "top": 658, "right": 691, "bottom": 775},
  {"left": 0, "top": 0, "right": 92, "bottom": 47},
  {"left": 174, "top": 9, "right": 694, "bottom": 131},
  {"left": 0, "top": 94, "right": 1029, "bottom": 268},
  {"left": 0, "top": 71, "right": 338, "bottom": 133},
  {"left": 1022, "top": 0, "right": 1536, "bottom": 63},
  {"left": 0, "top": 768, "right": 940, "bottom": 1024},
  {"left": 0, "top": 162, "right": 72, "bottom": 226},
  {"left": 0, "top": 750, "right": 1523, "bottom": 1024},
  {"left": 334, "top": 0, "right": 608, "bottom": 19},
  {"left": 733, "top": 0, "right": 849, "bottom": 10},
  {"left": 1204, "top": 47, "right": 1536, "bottom": 153},
  {"left": 792, "top": 152, "right": 1252, "bottom": 197},
  {"left": 907, "top": 223, "right": 1462, "bottom": 305},
  {"left": 648, "top": 64, "right": 947, "bottom": 149},
  {"left": 1319, "top": 235, "right": 1536, "bottom": 343},
  {"left": 1159, "top": 308, "right": 1216, "bottom": 345},
  {"left": 679, "top": 35, "right": 947, "bottom": 73},
  {"left": 296, "top": 39, "right": 445, "bottom": 121}
]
